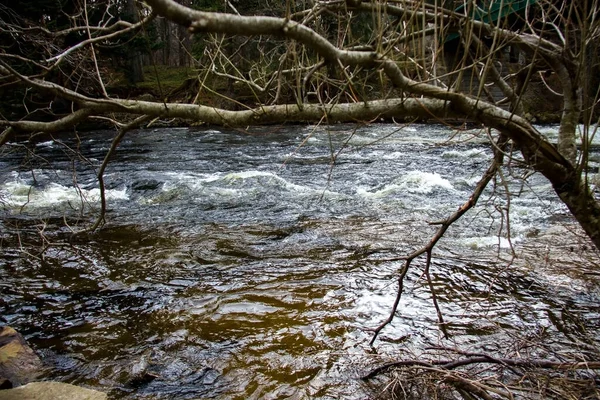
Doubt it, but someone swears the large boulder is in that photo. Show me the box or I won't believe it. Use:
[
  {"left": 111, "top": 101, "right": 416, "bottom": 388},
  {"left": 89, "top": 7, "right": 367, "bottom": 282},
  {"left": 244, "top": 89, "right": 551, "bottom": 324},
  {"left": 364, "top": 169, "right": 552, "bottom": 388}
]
[
  {"left": 0, "top": 381, "right": 107, "bottom": 400},
  {"left": 0, "top": 326, "right": 44, "bottom": 387}
]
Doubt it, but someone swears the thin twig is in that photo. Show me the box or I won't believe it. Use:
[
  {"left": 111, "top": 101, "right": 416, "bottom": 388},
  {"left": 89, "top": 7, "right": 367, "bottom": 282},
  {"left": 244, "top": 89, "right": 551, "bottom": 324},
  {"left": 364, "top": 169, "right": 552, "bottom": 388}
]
[
  {"left": 370, "top": 134, "right": 509, "bottom": 346},
  {"left": 88, "top": 115, "right": 153, "bottom": 232}
]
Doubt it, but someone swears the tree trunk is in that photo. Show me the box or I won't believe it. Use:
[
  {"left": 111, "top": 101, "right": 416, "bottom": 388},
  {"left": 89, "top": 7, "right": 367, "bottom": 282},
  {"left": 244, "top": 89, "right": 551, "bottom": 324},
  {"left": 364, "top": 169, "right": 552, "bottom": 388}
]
[{"left": 126, "top": 0, "right": 144, "bottom": 84}]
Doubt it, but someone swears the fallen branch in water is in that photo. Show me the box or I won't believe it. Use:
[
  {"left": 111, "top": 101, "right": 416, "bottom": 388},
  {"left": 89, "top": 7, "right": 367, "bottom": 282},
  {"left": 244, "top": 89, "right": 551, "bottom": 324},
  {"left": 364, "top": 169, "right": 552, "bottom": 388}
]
[
  {"left": 362, "top": 354, "right": 600, "bottom": 380},
  {"left": 362, "top": 347, "right": 600, "bottom": 399}
]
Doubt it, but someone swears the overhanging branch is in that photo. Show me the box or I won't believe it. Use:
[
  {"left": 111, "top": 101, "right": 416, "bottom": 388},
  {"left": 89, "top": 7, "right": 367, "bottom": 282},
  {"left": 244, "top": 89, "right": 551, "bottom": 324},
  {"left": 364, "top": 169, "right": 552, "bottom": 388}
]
[{"left": 369, "top": 134, "right": 509, "bottom": 346}]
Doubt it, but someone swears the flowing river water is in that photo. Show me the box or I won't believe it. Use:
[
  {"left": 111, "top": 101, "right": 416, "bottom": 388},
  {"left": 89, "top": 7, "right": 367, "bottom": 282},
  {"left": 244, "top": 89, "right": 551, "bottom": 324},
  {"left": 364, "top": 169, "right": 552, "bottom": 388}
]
[{"left": 1, "top": 124, "right": 599, "bottom": 399}]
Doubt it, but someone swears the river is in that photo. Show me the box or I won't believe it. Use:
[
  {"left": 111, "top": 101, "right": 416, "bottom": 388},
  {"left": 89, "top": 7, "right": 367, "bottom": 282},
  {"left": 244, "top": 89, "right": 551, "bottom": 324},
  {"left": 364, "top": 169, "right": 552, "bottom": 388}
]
[{"left": 1, "top": 124, "right": 599, "bottom": 399}]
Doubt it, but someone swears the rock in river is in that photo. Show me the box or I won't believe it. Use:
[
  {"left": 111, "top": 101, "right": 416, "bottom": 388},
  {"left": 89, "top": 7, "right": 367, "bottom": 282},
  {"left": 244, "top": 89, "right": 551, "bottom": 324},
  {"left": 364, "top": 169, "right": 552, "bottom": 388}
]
[
  {"left": 0, "top": 326, "right": 43, "bottom": 387},
  {"left": 0, "top": 381, "right": 107, "bottom": 400}
]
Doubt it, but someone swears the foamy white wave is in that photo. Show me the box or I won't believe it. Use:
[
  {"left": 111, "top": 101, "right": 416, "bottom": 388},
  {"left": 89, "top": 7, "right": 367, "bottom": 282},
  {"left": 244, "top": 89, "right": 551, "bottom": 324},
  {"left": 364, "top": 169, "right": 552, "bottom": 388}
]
[
  {"left": 359, "top": 171, "right": 453, "bottom": 197},
  {"left": 36, "top": 140, "right": 55, "bottom": 148},
  {"left": 577, "top": 125, "right": 600, "bottom": 145},
  {"left": 142, "top": 170, "right": 347, "bottom": 205},
  {"left": 400, "top": 171, "right": 453, "bottom": 192},
  {"left": 223, "top": 170, "right": 276, "bottom": 180},
  {"left": 460, "top": 236, "right": 520, "bottom": 249},
  {"left": 510, "top": 202, "right": 550, "bottom": 218},
  {"left": 224, "top": 171, "right": 347, "bottom": 200},
  {"left": 442, "top": 148, "right": 489, "bottom": 159},
  {"left": 140, "top": 172, "right": 236, "bottom": 204},
  {"left": 533, "top": 124, "right": 600, "bottom": 145},
  {"left": 1, "top": 181, "right": 128, "bottom": 210},
  {"left": 454, "top": 175, "right": 484, "bottom": 187},
  {"left": 504, "top": 203, "right": 557, "bottom": 235},
  {"left": 141, "top": 185, "right": 244, "bottom": 205},
  {"left": 381, "top": 151, "right": 405, "bottom": 160},
  {"left": 356, "top": 184, "right": 402, "bottom": 198},
  {"left": 222, "top": 170, "right": 311, "bottom": 192},
  {"left": 281, "top": 153, "right": 331, "bottom": 163},
  {"left": 352, "top": 287, "right": 439, "bottom": 331},
  {"left": 162, "top": 171, "right": 222, "bottom": 184},
  {"left": 534, "top": 125, "right": 559, "bottom": 139},
  {"left": 352, "top": 289, "right": 398, "bottom": 323}
]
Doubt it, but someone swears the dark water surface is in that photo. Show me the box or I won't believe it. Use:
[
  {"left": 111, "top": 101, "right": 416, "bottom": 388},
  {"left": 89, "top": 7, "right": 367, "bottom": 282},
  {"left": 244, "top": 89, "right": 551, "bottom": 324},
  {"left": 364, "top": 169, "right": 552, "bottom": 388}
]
[{"left": 1, "top": 124, "right": 599, "bottom": 398}]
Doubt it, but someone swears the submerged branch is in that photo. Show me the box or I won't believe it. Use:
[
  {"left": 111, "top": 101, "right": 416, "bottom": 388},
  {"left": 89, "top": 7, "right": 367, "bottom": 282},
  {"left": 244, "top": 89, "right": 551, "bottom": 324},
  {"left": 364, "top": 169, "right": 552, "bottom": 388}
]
[{"left": 362, "top": 354, "right": 600, "bottom": 380}]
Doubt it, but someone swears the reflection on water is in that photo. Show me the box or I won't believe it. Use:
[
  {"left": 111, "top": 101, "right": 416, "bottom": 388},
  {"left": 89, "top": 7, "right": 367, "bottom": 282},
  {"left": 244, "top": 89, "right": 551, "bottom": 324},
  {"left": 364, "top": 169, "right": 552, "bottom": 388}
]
[{"left": 0, "top": 124, "right": 599, "bottom": 398}]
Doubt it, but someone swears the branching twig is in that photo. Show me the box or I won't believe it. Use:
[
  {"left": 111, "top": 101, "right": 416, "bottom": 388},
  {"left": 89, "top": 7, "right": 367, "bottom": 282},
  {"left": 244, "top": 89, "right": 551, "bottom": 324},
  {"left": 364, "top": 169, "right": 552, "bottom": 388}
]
[
  {"left": 363, "top": 354, "right": 600, "bottom": 380},
  {"left": 46, "top": 12, "right": 156, "bottom": 64},
  {"left": 88, "top": 114, "right": 153, "bottom": 232},
  {"left": 369, "top": 134, "right": 509, "bottom": 346}
]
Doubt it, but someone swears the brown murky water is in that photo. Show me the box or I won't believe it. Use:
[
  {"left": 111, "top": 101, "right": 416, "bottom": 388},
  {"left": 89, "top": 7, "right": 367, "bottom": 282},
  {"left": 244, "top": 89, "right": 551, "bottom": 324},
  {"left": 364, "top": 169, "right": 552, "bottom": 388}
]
[{"left": 1, "top": 125, "right": 599, "bottom": 398}]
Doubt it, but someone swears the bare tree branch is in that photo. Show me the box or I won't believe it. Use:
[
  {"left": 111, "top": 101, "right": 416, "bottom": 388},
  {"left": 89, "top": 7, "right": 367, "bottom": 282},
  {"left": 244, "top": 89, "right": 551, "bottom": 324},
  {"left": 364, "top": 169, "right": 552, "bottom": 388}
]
[{"left": 369, "top": 134, "right": 509, "bottom": 345}]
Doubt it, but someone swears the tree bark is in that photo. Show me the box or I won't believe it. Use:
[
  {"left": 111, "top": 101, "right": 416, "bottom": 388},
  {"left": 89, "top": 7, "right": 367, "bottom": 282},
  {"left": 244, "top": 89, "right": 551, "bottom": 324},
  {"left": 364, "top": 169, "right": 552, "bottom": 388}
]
[{"left": 126, "top": 0, "right": 145, "bottom": 83}]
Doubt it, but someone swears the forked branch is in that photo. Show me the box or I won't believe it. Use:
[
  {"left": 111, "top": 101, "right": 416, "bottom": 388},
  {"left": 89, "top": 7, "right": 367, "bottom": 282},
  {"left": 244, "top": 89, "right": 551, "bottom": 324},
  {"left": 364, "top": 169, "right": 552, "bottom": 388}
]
[
  {"left": 369, "top": 133, "right": 509, "bottom": 346},
  {"left": 88, "top": 114, "right": 154, "bottom": 232}
]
